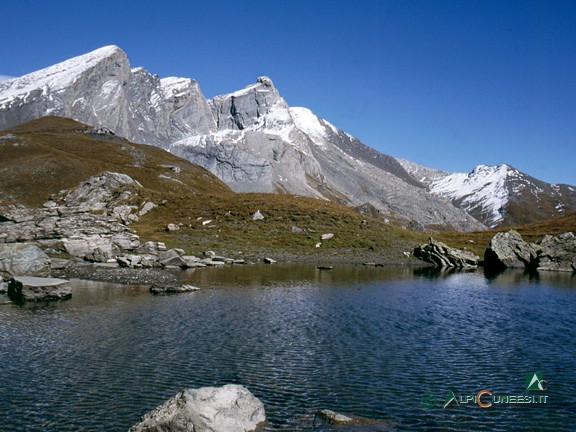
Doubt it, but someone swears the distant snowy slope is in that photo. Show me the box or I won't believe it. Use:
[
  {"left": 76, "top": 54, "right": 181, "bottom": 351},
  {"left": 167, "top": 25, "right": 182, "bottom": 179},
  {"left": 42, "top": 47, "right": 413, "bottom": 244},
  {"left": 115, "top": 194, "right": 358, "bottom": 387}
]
[
  {"left": 402, "top": 162, "right": 576, "bottom": 228},
  {"left": 429, "top": 164, "right": 510, "bottom": 227},
  {"left": 290, "top": 106, "right": 339, "bottom": 144}
]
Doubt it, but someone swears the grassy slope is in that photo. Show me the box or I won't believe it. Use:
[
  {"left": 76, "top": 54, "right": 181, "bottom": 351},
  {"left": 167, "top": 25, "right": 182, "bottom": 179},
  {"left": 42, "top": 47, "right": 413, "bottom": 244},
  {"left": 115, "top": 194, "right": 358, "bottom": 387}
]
[
  {"left": 0, "top": 116, "right": 230, "bottom": 207},
  {"left": 3, "top": 116, "right": 572, "bottom": 263},
  {"left": 0, "top": 116, "right": 427, "bottom": 263},
  {"left": 133, "top": 191, "right": 424, "bottom": 262}
]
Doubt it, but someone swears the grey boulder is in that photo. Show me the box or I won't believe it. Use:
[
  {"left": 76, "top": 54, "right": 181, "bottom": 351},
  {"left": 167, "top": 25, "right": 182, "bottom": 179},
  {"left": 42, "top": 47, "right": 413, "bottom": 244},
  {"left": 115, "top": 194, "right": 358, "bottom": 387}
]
[
  {"left": 129, "top": 384, "right": 266, "bottom": 432},
  {"left": 413, "top": 238, "right": 479, "bottom": 268},
  {"left": 0, "top": 243, "right": 51, "bottom": 279},
  {"left": 535, "top": 232, "right": 576, "bottom": 272},
  {"left": 484, "top": 230, "right": 539, "bottom": 270},
  {"left": 8, "top": 276, "right": 72, "bottom": 302}
]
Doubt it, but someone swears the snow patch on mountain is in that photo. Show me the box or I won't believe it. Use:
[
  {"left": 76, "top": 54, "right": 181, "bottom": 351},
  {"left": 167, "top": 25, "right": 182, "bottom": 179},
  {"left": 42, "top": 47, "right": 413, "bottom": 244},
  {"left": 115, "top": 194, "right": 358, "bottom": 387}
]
[
  {"left": 0, "top": 46, "right": 123, "bottom": 106},
  {"left": 429, "top": 164, "right": 511, "bottom": 226},
  {"left": 290, "top": 107, "right": 330, "bottom": 143}
]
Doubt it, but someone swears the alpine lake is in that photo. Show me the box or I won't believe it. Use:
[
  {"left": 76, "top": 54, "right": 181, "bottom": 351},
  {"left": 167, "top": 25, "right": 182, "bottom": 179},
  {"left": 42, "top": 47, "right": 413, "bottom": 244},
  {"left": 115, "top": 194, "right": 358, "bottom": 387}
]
[{"left": 1, "top": 263, "right": 575, "bottom": 431}]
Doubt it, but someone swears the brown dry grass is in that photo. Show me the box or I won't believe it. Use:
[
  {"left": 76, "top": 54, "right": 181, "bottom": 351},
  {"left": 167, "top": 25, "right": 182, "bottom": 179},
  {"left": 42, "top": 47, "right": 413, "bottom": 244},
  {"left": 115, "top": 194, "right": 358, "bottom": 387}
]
[
  {"left": 1, "top": 116, "right": 427, "bottom": 262},
  {"left": 3, "top": 116, "right": 572, "bottom": 262},
  {"left": 0, "top": 116, "right": 230, "bottom": 207}
]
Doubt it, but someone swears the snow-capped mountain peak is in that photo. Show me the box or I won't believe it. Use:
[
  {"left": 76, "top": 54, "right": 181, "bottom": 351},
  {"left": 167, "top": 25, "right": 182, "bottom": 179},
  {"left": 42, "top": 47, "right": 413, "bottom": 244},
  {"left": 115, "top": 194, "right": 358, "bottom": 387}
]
[
  {"left": 0, "top": 46, "right": 126, "bottom": 105},
  {"left": 1, "top": 45, "right": 574, "bottom": 230}
]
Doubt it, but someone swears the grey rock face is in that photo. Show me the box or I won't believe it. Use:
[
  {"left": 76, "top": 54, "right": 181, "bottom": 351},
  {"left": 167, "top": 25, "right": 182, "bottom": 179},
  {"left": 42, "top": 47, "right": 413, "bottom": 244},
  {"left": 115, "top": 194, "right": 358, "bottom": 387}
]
[
  {"left": 484, "top": 230, "right": 539, "bottom": 270},
  {"left": 62, "top": 171, "right": 142, "bottom": 211},
  {"left": 8, "top": 276, "right": 72, "bottom": 301},
  {"left": 210, "top": 76, "right": 283, "bottom": 131},
  {"left": 535, "top": 232, "right": 576, "bottom": 272},
  {"left": 0, "top": 243, "right": 51, "bottom": 279},
  {"left": 129, "top": 384, "right": 266, "bottom": 432},
  {"left": 0, "top": 172, "right": 142, "bottom": 262},
  {"left": 413, "top": 238, "right": 479, "bottom": 268},
  {"left": 0, "top": 46, "right": 214, "bottom": 148}
]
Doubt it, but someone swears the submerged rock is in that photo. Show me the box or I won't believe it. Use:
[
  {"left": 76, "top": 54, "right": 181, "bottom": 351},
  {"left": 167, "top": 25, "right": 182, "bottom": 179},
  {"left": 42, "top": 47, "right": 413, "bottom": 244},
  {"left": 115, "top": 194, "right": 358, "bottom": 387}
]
[
  {"left": 150, "top": 284, "right": 200, "bottom": 295},
  {"left": 314, "top": 409, "right": 396, "bottom": 430},
  {"left": 129, "top": 384, "right": 266, "bottom": 432}
]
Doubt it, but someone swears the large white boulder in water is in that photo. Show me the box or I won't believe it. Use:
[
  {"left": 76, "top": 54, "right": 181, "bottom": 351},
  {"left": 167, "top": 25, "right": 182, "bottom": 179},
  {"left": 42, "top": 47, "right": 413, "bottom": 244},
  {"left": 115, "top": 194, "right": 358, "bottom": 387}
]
[{"left": 129, "top": 384, "right": 266, "bottom": 432}]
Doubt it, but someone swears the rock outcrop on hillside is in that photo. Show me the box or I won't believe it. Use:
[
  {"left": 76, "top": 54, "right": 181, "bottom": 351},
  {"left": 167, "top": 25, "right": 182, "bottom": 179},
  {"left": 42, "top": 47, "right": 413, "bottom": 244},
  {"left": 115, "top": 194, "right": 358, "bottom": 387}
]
[{"left": 0, "top": 172, "right": 142, "bottom": 262}]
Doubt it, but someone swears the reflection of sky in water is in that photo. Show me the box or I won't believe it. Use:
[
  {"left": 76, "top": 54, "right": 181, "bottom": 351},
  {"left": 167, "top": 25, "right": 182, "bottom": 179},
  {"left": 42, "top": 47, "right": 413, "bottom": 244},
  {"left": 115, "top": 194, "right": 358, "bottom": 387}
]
[{"left": 0, "top": 265, "right": 574, "bottom": 431}]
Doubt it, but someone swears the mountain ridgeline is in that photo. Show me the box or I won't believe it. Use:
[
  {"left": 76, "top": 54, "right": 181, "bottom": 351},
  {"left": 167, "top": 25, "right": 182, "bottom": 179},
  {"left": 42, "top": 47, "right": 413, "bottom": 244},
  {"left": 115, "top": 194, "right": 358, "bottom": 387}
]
[{"left": 1, "top": 45, "right": 574, "bottom": 230}]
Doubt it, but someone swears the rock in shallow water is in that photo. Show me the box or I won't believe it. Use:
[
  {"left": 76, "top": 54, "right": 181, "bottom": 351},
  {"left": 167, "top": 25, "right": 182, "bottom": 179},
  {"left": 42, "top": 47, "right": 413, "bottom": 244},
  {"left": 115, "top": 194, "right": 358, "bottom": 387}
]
[
  {"left": 7, "top": 276, "right": 72, "bottom": 302},
  {"left": 413, "top": 238, "right": 478, "bottom": 268},
  {"left": 484, "top": 230, "right": 539, "bottom": 270},
  {"left": 129, "top": 384, "right": 266, "bottom": 432},
  {"left": 535, "top": 232, "right": 576, "bottom": 272},
  {"left": 149, "top": 284, "right": 200, "bottom": 295}
]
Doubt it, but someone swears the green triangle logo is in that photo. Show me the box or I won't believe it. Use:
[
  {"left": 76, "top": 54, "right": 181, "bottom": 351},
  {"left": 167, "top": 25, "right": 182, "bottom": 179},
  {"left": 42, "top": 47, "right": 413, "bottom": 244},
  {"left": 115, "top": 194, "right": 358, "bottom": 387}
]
[{"left": 526, "top": 372, "right": 545, "bottom": 391}]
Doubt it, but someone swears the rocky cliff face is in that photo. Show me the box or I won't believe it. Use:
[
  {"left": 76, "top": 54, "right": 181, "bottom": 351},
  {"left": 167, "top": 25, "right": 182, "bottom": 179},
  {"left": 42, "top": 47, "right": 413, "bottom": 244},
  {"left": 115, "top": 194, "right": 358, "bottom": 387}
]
[
  {"left": 1, "top": 46, "right": 573, "bottom": 230},
  {"left": 0, "top": 46, "right": 214, "bottom": 147}
]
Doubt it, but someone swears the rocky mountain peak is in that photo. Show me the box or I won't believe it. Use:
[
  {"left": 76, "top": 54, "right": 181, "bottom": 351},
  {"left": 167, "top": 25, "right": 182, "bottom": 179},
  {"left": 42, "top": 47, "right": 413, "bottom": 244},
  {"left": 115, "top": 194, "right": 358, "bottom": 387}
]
[
  {"left": 1, "top": 45, "right": 573, "bottom": 231},
  {"left": 209, "top": 76, "right": 286, "bottom": 131},
  {"left": 256, "top": 75, "right": 274, "bottom": 87}
]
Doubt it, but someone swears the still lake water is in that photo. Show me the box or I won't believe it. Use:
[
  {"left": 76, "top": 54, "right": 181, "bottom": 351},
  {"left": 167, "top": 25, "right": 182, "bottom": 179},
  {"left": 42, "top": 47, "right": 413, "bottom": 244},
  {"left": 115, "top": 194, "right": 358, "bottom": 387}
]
[{"left": 1, "top": 264, "right": 575, "bottom": 431}]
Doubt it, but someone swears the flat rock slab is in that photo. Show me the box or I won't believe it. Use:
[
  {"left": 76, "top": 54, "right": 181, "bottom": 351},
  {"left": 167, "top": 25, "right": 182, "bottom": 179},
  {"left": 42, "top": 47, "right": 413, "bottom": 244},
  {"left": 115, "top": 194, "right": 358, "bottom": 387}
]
[{"left": 8, "top": 276, "right": 72, "bottom": 302}]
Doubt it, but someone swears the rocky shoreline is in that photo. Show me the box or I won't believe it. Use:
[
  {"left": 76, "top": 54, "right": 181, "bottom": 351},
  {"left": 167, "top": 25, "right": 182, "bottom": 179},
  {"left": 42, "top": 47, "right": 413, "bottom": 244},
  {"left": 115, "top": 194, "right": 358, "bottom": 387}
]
[
  {"left": 413, "top": 230, "right": 576, "bottom": 272},
  {"left": 52, "top": 262, "right": 183, "bottom": 287}
]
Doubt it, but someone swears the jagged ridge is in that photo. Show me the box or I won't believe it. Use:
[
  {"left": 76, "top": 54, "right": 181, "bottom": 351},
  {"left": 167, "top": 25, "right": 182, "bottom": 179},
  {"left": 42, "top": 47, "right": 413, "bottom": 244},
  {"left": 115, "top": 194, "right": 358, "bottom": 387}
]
[{"left": 1, "top": 46, "right": 574, "bottom": 230}]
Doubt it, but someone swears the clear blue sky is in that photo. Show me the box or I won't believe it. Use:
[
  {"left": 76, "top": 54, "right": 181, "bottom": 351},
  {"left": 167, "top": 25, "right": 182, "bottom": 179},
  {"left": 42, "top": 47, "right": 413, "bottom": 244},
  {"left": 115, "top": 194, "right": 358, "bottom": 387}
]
[{"left": 2, "top": 0, "right": 575, "bottom": 185}]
